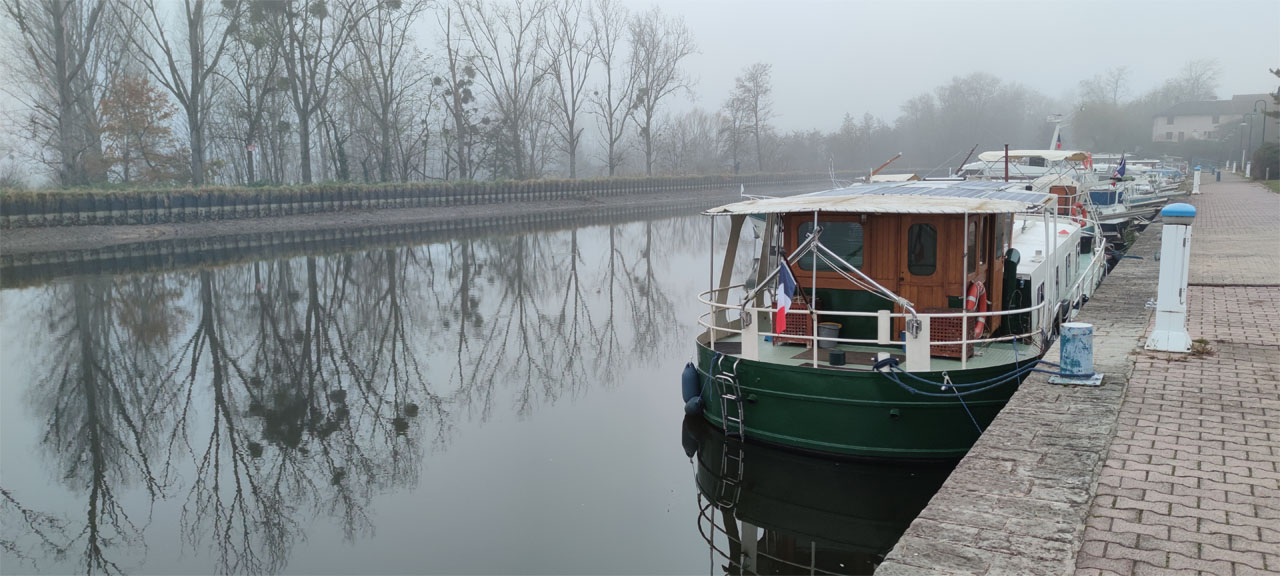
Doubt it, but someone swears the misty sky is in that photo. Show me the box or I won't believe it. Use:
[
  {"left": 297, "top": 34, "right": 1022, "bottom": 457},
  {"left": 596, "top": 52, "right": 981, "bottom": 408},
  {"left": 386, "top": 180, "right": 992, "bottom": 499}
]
[{"left": 646, "top": 0, "right": 1279, "bottom": 131}]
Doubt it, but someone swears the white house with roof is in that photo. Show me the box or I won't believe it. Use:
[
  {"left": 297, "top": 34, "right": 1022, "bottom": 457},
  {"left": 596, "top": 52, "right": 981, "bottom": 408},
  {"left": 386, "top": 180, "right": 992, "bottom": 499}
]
[{"left": 1151, "top": 93, "right": 1278, "bottom": 145}]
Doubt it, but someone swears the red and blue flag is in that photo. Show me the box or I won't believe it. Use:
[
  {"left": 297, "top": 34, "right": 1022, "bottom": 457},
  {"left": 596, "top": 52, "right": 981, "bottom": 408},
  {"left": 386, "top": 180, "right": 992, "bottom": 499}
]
[{"left": 775, "top": 262, "right": 797, "bottom": 331}]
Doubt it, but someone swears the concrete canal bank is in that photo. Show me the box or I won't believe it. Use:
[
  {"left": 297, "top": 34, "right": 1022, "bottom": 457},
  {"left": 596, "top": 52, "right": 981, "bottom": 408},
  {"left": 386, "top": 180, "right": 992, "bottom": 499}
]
[
  {"left": 1, "top": 182, "right": 822, "bottom": 257},
  {"left": 877, "top": 174, "right": 1280, "bottom": 575}
]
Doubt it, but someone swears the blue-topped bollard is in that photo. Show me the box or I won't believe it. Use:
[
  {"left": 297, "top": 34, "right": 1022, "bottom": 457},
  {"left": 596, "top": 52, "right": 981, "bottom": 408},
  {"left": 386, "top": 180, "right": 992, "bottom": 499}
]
[
  {"left": 1146, "top": 203, "right": 1196, "bottom": 352},
  {"left": 1050, "top": 322, "right": 1103, "bottom": 386},
  {"left": 1192, "top": 166, "right": 1201, "bottom": 194}
]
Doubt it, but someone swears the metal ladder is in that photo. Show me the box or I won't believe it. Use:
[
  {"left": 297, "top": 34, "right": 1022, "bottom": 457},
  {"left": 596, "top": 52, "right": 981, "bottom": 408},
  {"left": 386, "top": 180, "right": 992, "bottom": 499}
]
[
  {"left": 715, "top": 356, "right": 745, "bottom": 438},
  {"left": 715, "top": 437, "right": 745, "bottom": 508}
]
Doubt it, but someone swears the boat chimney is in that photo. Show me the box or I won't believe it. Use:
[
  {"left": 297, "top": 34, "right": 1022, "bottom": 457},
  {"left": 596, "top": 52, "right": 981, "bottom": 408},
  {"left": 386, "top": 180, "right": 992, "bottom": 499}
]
[{"left": 1004, "top": 144, "right": 1010, "bottom": 182}]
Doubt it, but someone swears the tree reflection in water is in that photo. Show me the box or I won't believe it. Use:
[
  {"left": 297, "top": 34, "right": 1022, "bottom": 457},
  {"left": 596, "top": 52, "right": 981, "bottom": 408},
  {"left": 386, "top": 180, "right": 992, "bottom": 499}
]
[
  {"left": 13, "top": 275, "right": 187, "bottom": 574},
  {"left": 1, "top": 215, "right": 712, "bottom": 574}
]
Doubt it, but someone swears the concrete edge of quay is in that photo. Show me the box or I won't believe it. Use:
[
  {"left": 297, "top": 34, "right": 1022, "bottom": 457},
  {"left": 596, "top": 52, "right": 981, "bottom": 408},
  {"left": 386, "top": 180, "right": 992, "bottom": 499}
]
[{"left": 876, "top": 222, "right": 1166, "bottom": 576}]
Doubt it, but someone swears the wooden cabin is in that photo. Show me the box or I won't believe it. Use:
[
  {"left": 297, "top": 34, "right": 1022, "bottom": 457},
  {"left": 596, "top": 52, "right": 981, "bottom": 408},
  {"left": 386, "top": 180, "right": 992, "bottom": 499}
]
[{"left": 778, "top": 210, "right": 1011, "bottom": 341}]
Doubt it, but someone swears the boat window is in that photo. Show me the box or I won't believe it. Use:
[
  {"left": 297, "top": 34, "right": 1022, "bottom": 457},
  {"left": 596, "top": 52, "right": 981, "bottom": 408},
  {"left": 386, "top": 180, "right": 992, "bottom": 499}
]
[
  {"left": 907, "top": 223, "right": 936, "bottom": 276},
  {"left": 966, "top": 221, "right": 977, "bottom": 273},
  {"left": 797, "top": 220, "right": 863, "bottom": 270}
]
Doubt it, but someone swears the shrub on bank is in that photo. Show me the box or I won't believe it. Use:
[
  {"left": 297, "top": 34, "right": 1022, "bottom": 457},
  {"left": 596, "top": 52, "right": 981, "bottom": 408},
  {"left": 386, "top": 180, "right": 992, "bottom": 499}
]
[{"left": 1250, "top": 142, "right": 1278, "bottom": 180}]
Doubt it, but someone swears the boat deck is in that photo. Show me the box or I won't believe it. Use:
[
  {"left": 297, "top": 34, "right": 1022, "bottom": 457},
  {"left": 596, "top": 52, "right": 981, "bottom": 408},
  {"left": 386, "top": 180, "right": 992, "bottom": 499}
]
[{"left": 706, "top": 334, "right": 1036, "bottom": 373}]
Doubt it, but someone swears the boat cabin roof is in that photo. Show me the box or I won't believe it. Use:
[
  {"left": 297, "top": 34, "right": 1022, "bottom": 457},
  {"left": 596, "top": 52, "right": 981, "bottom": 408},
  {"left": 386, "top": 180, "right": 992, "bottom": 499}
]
[
  {"left": 1031, "top": 173, "right": 1083, "bottom": 189},
  {"left": 977, "top": 149, "right": 1091, "bottom": 163},
  {"left": 705, "top": 180, "right": 1052, "bottom": 216}
]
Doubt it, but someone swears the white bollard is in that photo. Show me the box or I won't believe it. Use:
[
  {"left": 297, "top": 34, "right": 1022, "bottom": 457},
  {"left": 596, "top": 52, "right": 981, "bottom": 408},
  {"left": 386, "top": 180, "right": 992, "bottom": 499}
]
[
  {"left": 1192, "top": 166, "right": 1201, "bottom": 194},
  {"left": 1245, "top": 161, "right": 1252, "bottom": 177},
  {"left": 1146, "top": 203, "right": 1197, "bottom": 352}
]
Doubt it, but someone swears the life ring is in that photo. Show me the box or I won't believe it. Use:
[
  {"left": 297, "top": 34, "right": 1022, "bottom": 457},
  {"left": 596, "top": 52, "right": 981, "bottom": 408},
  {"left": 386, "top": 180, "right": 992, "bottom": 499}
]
[
  {"left": 965, "top": 281, "right": 988, "bottom": 339},
  {"left": 1071, "top": 203, "right": 1088, "bottom": 226}
]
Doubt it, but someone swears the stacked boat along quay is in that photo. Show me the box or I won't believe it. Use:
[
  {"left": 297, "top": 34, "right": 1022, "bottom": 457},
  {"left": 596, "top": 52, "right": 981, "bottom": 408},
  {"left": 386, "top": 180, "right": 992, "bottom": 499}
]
[
  {"left": 678, "top": 150, "right": 1276, "bottom": 574},
  {"left": 875, "top": 174, "right": 1276, "bottom": 575}
]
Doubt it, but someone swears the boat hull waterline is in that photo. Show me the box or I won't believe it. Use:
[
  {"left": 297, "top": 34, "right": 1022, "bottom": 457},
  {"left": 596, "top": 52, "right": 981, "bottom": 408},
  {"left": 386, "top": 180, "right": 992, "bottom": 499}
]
[{"left": 695, "top": 342, "right": 1040, "bottom": 460}]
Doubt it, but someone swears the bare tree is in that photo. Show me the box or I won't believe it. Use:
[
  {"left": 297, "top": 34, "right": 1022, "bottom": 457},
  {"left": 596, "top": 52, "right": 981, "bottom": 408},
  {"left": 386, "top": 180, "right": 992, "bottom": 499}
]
[
  {"left": 585, "top": 0, "right": 633, "bottom": 177},
  {"left": 456, "top": 0, "right": 550, "bottom": 180},
  {"left": 658, "top": 108, "right": 717, "bottom": 174},
  {"left": 276, "top": 0, "right": 365, "bottom": 183},
  {"left": 541, "top": 0, "right": 592, "bottom": 178},
  {"left": 1173, "top": 58, "right": 1220, "bottom": 102},
  {"left": 719, "top": 94, "right": 748, "bottom": 173},
  {"left": 343, "top": 0, "right": 429, "bottom": 182},
  {"left": 435, "top": 3, "right": 479, "bottom": 179},
  {"left": 729, "top": 62, "right": 772, "bottom": 171},
  {"left": 1104, "top": 66, "right": 1129, "bottom": 106},
  {"left": 3, "top": 0, "right": 113, "bottom": 185},
  {"left": 1079, "top": 66, "right": 1130, "bottom": 106},
  {"left": 219, "top": 0, "right": 283, "bottom": 184},
  {"left": 627, "top": 6, "right": 695, "bottom": 176},
  {"left": 119, "top": 0, "right": 245, "bottom": 186}
]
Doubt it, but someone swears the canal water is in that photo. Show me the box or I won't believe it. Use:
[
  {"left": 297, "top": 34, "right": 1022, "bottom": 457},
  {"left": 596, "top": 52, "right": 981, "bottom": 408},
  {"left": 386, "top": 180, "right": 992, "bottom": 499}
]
[{"left": 0, "top": 213, "right": 953, "bottom": 575}]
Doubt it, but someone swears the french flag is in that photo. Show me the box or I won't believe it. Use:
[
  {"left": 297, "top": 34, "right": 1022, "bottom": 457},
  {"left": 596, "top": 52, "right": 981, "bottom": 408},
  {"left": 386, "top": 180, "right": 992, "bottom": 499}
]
[
  {"left": 1055, "top": 134, "right": 1062, "bottom": 150},
  {"left": 1113, "top": 153, "right": 1126, "bottom": 179},
  {"left": 775, "top": 262, "right": 797, "bottom": 331}
]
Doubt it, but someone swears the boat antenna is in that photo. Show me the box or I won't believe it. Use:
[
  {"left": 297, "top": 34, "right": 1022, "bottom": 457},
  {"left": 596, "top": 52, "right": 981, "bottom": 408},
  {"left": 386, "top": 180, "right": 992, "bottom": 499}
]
[
  {"left": 921, "top": 145, "right": 974, "bottom": 179},
  {"left": 870, "top": 152, "right": 903, "bottom": 181},
  {"left": 955, "top": 143, "right": 979, "bottom": 176}
]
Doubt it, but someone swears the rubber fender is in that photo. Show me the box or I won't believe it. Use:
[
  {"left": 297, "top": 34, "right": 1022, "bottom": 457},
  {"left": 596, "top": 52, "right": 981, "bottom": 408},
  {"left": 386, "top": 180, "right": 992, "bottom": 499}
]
[
  {"left": 681, "top": 362, "right": 700, "bottom": 403},
  {"left": 683, "top": 396, "right": 704, "bottom": 416},
  {"left": 680, "top": 417, "right": 700, "bottom": 458}
]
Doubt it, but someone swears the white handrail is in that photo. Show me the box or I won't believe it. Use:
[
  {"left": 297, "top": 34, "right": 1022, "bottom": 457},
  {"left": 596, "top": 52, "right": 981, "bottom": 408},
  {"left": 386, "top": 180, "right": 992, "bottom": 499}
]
[{"left": 697, "top": 298, "right": 1053, "bottom": 348}]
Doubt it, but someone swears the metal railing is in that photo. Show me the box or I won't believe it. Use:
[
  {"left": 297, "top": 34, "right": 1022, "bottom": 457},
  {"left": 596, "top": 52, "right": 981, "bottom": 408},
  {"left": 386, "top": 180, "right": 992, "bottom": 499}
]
[
  {"left": 701, "top": 281, "right": 1049, "bottom": 343},
  {"left": 700, "top": 240, "right": 1108, "bottom": 370}
]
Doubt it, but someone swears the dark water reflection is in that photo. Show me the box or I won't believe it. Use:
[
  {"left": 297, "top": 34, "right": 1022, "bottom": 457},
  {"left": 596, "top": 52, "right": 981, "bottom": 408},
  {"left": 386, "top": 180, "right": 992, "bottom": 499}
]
[
  {"left": 683, "top": 418, "right": 954, "bottom": 575},
  {"left": 0, "top": 214, "right": 950, "bottom": 575}
]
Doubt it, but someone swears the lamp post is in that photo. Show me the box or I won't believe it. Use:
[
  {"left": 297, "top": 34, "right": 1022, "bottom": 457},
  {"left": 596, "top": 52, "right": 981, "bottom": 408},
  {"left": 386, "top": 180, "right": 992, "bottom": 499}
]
[
  {"left": 1245, "top": 112, "right": 1257, "bottom": 159},
  {"left": 1255, "top": 99, "right": 1270, "bottom": 148},
  {"left": 1240, "top": 122, "right": 1249, "bottom": 170}
]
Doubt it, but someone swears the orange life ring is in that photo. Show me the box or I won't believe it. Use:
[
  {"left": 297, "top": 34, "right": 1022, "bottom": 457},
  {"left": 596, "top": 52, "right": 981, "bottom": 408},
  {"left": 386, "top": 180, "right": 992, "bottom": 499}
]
[
  {"left": 965, "top": 281, "right": 988, "bottom": 339},
  {"left": 1072, "top": 202, "right": 1088, "bottom": 226}
]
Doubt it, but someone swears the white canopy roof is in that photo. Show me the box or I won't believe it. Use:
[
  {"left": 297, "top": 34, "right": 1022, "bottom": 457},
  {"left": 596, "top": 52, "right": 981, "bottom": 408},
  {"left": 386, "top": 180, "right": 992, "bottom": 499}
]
[
  {"left": 977, "top": 150, "right": 1091, "bottom": 163},
  {"left": 869, "top": 173, "right": 919, "bottom": 182},
  {"left": 705, "top": 181, "right": 1051, "bottom": 216},
  {"left": 1031, "top": 173, "right": 1081, "bottom": 190}
]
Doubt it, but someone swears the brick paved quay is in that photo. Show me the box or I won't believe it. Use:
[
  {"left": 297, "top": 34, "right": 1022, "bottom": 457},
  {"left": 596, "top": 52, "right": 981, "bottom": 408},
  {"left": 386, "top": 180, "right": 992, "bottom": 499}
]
[
  {"left": 877, "top": 174, "right": 1280, "bottom": 576},
  {"left": 1075, "top": 175, "right": 1280, "bottom": 576}
]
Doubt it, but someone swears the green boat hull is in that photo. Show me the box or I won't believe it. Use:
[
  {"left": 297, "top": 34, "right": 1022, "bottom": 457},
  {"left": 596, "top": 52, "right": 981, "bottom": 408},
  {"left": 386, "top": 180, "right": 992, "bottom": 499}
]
[
  {"left": 695, "top": 342, "right": 1035, "bottom": 460},
  {"left": 687, "top": 417, "right": 953, "bottom": 570}
]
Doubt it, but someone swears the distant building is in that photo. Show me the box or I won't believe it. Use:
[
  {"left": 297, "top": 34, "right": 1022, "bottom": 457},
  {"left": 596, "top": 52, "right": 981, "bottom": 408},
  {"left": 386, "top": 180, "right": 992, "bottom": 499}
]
[{"left": 1151, "top": 93, "right": 1279, "bottom": 145}]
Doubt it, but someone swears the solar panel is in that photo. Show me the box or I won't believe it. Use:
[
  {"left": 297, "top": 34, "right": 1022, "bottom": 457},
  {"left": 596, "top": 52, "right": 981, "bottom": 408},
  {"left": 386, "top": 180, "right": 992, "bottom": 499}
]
[{"left": 811, "top": 180, "right": 1049, "bottom": 205}]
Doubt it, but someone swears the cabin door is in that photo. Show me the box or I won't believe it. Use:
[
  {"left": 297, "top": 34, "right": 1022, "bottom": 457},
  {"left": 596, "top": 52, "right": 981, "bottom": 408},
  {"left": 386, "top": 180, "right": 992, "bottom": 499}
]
[{"left": 896, "top": 215, "right": 949, "bottom": 316}]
